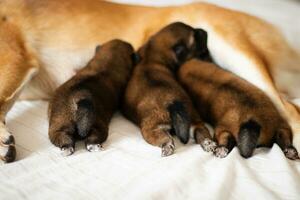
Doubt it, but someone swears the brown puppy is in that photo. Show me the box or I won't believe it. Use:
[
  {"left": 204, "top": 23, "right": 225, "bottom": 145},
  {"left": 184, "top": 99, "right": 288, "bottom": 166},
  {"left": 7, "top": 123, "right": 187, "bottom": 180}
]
[
  {"left": 123, "top": 22, "right": 215, "bottom": 157},
  {"left": 178, "top": 58, "right": 299, "bottom": 160},
  {"left": 48, "top": 39, "right": 135, "bottom": 155}
]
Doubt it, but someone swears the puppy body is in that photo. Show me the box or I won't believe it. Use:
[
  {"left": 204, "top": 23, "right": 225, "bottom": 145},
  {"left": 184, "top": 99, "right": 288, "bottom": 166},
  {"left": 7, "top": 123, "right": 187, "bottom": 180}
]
[
  {"left": 178, "top": 59, "right": 299, "bottom": 159},
  {"left": 123, "top": 23, "right": 214, "bottom": 156},
  {"left": 48, "top": 40, "right": 134, "bottom": 155}
]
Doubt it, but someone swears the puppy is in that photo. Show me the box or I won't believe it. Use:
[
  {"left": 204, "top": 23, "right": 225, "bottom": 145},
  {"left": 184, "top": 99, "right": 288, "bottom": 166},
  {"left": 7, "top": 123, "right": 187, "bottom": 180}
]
[
  {"left": 123, "top": 22, "right": 215, "bottom": 157},
  {"left": 48, "top": 39, "right": 135, "bottom": 155},
  {"left": 178, "top": 58, "right": 299, "bottom": 160}
]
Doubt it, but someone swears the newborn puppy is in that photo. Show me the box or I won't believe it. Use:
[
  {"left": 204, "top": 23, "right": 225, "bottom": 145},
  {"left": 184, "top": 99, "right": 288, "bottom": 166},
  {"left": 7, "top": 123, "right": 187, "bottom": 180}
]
[
  {"left": 123, "top": 22, "right": 215, "bottom": 157},
  {"left": 48, "top": 39, "right": 135, "bottom": 156},
  {"left": 178, "top": 59, "right": 299, "bottom": 160}
]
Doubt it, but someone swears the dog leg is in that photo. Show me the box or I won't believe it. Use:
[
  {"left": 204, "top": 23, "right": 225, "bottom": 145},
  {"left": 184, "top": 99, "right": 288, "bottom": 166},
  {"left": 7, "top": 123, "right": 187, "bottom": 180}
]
[
  {"left": 214, "top": 126, "right": 236, "bottom": 158},
  {"left": 141, "top": 117, "right": 174, "bottom": 157},
  {"left": 192, "top": 122, "right": 216, "bottom": 153},
  {"left": 49, "top": 124, "right": 76, "bottom": 156},
  {"left": 48, "top": 109, "right": 76, "bottom": 156},
  {"left": 0, "top": 23, "right": 39, "bottom": 162},
  {"left": 85, "top": 121, "right": 108, "bottom": 152},
  {"left": 275, "top": 128, "right": 299, "bottom": 160}
]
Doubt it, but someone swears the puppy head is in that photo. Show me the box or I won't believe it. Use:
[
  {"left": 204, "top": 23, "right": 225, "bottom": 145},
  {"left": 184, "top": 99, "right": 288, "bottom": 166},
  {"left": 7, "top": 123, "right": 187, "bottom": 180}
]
[{"left": 139, "top": 22, "right": 208, "bottom": 70}]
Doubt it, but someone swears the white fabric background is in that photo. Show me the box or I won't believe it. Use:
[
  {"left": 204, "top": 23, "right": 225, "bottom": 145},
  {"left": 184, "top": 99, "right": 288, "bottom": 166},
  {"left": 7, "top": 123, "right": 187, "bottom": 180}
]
[{"left": 1, "top": 0, "right": 300, "bottom": 200}]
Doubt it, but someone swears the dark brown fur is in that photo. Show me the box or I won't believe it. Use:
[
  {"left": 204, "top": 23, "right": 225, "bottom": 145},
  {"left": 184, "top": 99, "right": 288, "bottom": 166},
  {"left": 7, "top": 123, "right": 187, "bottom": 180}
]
[
  {"left": 178, "top": 59, "right": 299, "bottom": 160},
  {"left": 48, "top": 39, "right": 135, "bottom": 155},
  {"left": 122, "top": 22, "right": 215, "bottom": 157}
]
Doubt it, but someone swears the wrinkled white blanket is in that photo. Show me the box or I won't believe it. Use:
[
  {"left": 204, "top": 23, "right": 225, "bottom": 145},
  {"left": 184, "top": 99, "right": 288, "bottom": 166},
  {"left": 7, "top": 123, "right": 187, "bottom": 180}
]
[{"left": 1, "top": 0, "right": 300, "bottom": 200}]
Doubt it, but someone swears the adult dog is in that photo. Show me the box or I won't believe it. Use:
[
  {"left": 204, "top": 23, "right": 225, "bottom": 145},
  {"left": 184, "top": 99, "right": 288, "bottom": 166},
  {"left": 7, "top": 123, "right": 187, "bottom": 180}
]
[{"left": 0, "top": 0, "right": 299, "bottom": 162}]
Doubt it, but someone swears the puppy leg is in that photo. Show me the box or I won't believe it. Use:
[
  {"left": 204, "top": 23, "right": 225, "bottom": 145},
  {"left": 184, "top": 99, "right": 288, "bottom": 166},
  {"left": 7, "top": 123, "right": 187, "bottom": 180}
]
[
  {"left": 49, "top": 123, "right": 76, "bottom": 156},
  {"left": 192, "top": 122, "right": 216, "bottom": 152},
  {"left": 275, "top": 128, "right": 299, "bottom": 160},
  {"left": 209, "top": 31, "right": 300, "bottom": 152},
  {"left": 214, "top": 127, "right": 236, "bottom": 158},
  {"left": 0, "top": 23, "right": 39, "bottom": 162},
  {"left": 141, "top": 115, "right": 174, "bottom": 157},
  {"left": 85, "top": 121, "right": 108, "bottom": 152}
]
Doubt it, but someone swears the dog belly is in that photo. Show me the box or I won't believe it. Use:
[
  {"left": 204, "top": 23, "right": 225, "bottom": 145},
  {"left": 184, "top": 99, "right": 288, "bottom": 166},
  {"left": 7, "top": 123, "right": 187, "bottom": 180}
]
[
  {"left": 19, "top": 48, "right": 95, "bottom": 100},
  {"left": 273, "top": 67, "right": 300, "bottom": 99}
]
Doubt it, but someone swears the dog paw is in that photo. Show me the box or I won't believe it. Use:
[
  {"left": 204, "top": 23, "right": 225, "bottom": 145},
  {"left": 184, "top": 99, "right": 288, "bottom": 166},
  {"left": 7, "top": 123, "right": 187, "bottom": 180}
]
[
  {"left": 214, "top": 146, "right": 229, "bottom": 158},
  {"left": 161, "top": 140, "right": 175, "bottom": 157},
  {"left": 61, "top": 146, "right": 75, "bottom": 156},
  {"left": 201, "top": 138, "right": 217, "bottom": 152},
  {"left": 0, "top": 126, "right": 16, "bottom": 163},
  {"left": 86, "top": 144, "right": 104, "bottom": 152},
  {"left": 283, "top": 146, "right": 299, "bottom": 160}
]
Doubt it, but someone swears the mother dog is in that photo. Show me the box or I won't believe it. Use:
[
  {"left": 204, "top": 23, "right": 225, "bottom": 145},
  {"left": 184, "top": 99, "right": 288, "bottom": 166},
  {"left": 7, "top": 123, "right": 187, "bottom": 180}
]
[{"left": 0, "top": 0, "right": 300, "bottom": 162}]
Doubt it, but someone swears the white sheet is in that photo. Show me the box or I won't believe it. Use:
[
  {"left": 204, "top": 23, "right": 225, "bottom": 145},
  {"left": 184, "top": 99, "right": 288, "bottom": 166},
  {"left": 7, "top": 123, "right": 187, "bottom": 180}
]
[{"left": 1, "top": 0, "right": 300, "bottom": 200}]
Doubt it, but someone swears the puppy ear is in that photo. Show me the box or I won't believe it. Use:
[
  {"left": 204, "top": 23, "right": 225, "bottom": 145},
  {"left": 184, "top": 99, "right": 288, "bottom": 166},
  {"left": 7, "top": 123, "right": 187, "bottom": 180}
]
[
  {"left": 131, "top": 53, "right": 140, "bottom": 65},
  {"left": 95, "top": 45, "right": 101, "bottom": 53},
  {"left": 194, "top": 28, "right": 208, "bottom": 53}
]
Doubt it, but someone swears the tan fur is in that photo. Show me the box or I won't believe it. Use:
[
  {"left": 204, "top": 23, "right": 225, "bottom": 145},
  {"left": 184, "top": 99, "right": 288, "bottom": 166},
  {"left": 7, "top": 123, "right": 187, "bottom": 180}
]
[{"left": 0, "top": 0, "right": 299, "bottom": 161}]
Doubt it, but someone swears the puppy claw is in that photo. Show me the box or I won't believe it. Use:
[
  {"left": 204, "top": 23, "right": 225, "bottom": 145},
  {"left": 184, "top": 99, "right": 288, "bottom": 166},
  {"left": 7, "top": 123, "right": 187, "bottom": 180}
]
[
  {"left": 201, "top": 138, "right": 217, "bottom": 152},
  {"left": 161, "top": 141, "right": 175, "bottom": 157},
  {"left": 86, "top": 144, "right": 104, "bottom": 152},
  {"left": 284, "top": 147, "right": 299, "bottom": 160},
  {"left": 61, "top": 147, "right": 74, "bottom": 156},
  {"left": 214, "top": 146, "right": 229, "bottom": 158}
]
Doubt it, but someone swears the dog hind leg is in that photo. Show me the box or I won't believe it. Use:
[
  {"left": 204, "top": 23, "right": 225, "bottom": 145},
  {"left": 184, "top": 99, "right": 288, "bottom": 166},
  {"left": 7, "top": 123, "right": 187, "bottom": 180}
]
[
  {"left": 214, "top": 128, "right": 236, "bottom": 159},
  {"left": 140, "top": 113, "right": 174, "bottom": 157},
  {"left": 85, "top": 119, "right": 108, "bottom": 152},
  {"left": 192, "top": 121, "right": 216, "bottom": 153}
]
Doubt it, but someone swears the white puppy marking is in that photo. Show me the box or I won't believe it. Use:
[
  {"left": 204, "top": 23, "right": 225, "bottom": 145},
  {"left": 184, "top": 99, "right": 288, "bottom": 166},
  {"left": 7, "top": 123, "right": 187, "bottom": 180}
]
[
  {"left": 201, "top": 138, "right": 217, "bottom": 153},
  {"left": 86, "top": 144, "right": 104, "bottom": 152},
  {"left": 214, "top": 146, "right": 229, "bottom": 158},
  {"left": 61, "top": 147, "right": 75, "bottom": 156},
  {"left": 283, "top": 147, "right": 299, "bottom": 160},
  {"left": 161, "top": 139, "right": 175, "bottom": 157}
]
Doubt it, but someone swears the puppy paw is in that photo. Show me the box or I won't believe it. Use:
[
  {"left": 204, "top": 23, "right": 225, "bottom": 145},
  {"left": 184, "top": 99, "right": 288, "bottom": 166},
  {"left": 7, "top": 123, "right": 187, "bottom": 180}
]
[
  {"left": 61, "top": 146, "right": 75, "bottom": 156},
  {"left": 86, "top": 144, "right": 104, "bottom": 152},
  {"left": 0, "top": 125, "right": 16, "bottom": 163},
  {"left": 201, "top": 138, "right": 217, "bottom": 152},
  {"left": 214, "top": 146, "right": 229, "bottom": 158},
  {"left": 283, "top": 146, "right": 299, "bottom": 160},
  {"left": 161, "top": 140, "right": 175, "bottom": 157}
]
